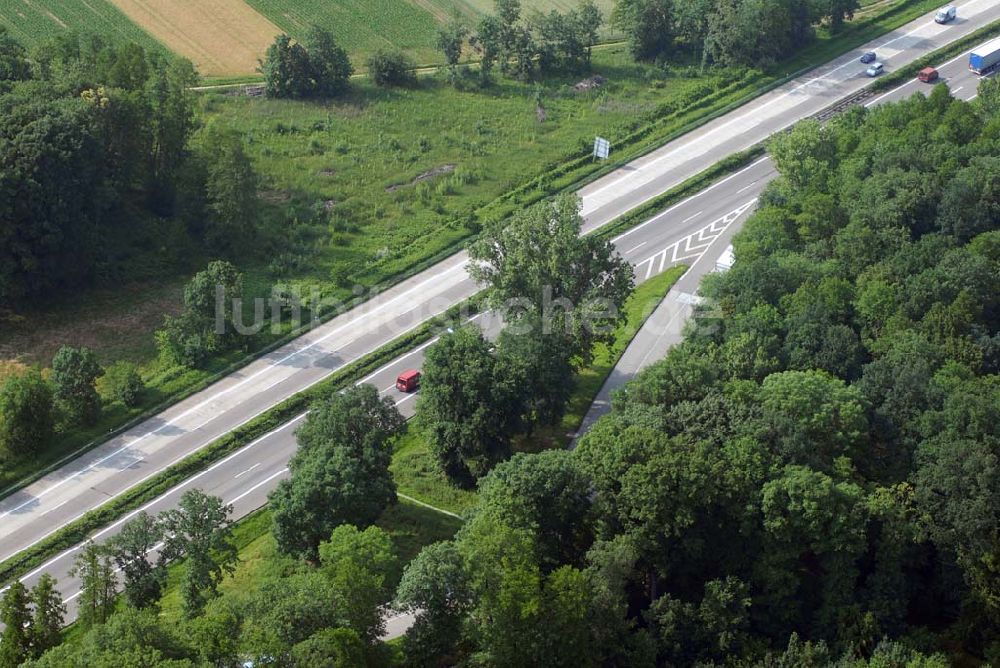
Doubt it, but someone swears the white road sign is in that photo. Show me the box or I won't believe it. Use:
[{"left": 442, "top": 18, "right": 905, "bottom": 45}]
[{"left": 593, "top": 136, "right": 610, "bottom": 160}]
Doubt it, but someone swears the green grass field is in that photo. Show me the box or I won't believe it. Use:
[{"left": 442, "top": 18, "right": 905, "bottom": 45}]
[
  {"left": 155, "top": 500, "right": 463, "bottom": 624},
  {"left": 0, "top": 0, "right": 162, "bottom": 52},
  {"left": 200, "top": 44, "right": 742, "bottom": 302}
]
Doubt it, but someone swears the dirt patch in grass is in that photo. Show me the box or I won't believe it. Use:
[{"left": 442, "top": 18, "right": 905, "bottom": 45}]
[
  {"left": 106, "top": 0, "right": 281, "bottom": 76},
  {"left": 0, "top": 278, "right": 185, "bottom": 366},
  {"left": 386, "top": 164, "right": 456, "bottom": 192}
]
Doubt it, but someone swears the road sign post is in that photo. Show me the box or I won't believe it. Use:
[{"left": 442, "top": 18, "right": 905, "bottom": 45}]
[{"left": 593, "top": 136, "right": 610, "bottom": 161}]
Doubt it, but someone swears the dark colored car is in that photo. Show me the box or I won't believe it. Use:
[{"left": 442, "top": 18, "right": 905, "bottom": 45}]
[{"left": 860, "top": 51, "right": 877, "bottom": 64}]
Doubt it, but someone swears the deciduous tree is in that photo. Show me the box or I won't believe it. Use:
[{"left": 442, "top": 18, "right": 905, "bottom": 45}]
[
  {"left": 0, "top": 369, "right": 53, "bottom": 457},
  {"left": 159, "top": 490, "right": 237, "bottom": 618},
  {"left": 109, "top": 511, "right": 166, "bottom": 609},
  {"left": 0, "top": 580, "right": 31, "bottom": 668},
  {"left": 469, "top": 193, "right": 633, "bottom": 365},
  {"left": 271, "top": 386, "right": 399, "bottom": 559},
  {"left": 71, "top": 541, "right": 117, "bottom": 629},
  {"left": 51, "top": 345, "right": 104, "bottom": 425},
  {"left": 417, "top": 327, "right": 521, "bottom": 486},
  {"left": 29, "top": 574, "right": 66, "bottom": 658}
]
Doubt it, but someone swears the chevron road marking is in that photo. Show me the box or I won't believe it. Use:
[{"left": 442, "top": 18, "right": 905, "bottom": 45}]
[{"left": 635, "top": 199, "right": 757, "bottom": 281}]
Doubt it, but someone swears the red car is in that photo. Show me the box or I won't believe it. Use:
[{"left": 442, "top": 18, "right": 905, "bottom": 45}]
[
  {"left": 396, "top": 369, "right": 421, "bottom": 393},
  {"left": 918, "top": 67, "right": 939, "bottom": 83}
]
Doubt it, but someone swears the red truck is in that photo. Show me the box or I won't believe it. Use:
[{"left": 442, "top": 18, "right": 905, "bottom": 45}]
[
  {"left": 396, "top": 369, "right": 421, "bottom": 393},
  {"left": 917, "top": 67, "right": 939, "bottom": 83}
]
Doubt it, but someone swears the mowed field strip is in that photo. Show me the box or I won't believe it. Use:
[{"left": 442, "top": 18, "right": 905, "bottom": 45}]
[
  {"left": 244, "top": 0, "right": 464, "bottom": 65},
  {"left": 106, "top": 0, "right": 281, "bottom": 76}
]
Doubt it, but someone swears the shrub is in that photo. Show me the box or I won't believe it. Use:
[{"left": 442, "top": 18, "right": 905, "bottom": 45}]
[
  {"left": 104, "top": 362, "right": 145, "bottom": 408},
  {"left": 0, "top": 369, "right": 53, "bottom": 457},
  {"left": 51, "top": 346, "right": 104, "bottom": 425},
  {"left": 366, "top": 50, "right": 416, "bottom": 87}
]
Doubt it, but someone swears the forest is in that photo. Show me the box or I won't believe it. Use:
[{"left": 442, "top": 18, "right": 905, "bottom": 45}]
[
  {"left": 0, "top": 27, "right": 261, "bottom": 305},
  {"left": 4, "top": 79, "right": 998, "bottom": 667}
]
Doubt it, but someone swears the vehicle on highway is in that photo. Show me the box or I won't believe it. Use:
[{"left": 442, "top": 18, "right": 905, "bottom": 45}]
[
  {"left": 865, "top": 62, "right": 884, "bottom": 77},
  {"left": 969, "top": 36, "right": 1000, "bottom": 74},
  {"left": 935, "top": 5, "right": 957, "bottom": 23},
  {"left": 860, "top": 51, "right": 877, "bottom": 64},
  {"left": 396, "top": 369, "right": 421, "bottom": 392},
  {"left": 918, "top": 66, "right": 940, "bottom": 83}
]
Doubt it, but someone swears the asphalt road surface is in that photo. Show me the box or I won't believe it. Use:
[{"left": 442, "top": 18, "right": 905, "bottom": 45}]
[
  {"left": 572, "top": 46, "right": 994, "bottom": 441},
  {"left": 1, "top": 0, "right": 998, "bottom": 636}
]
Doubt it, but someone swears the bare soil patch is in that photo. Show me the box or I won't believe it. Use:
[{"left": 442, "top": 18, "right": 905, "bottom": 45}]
[
  {"left": 0, "top": 279, "right": 185, "bottom": 366},
  {"left": 386, "top": 164, "right": 456, "bottom": 192}
]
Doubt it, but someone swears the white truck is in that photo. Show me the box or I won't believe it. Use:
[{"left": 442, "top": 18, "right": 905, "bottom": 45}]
[{"left": 935, "top": 5, "right": 957, "bottom": 23}]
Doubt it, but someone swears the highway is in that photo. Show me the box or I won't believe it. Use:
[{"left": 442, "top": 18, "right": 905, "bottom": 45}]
[
  {"left": 5, "top": 156, "right": 770, "bottom": 627},
  {"left": 572, "top": 45, "right": 993, "bottom": 441},
  {"left": 0, "top": 0, "right": 997, "bottom": 632},
  {"left": 7, "top": 37, "right": 993, "bottom": 620}
]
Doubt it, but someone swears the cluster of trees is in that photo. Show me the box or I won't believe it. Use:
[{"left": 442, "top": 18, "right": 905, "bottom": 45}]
[
  {"left": 436, "top": 0, "right": 602, "bottom": 84},
  {"left": 75, "top": 490, "right": 236, "bottom": 623},
  {"left": 0, "top": 489, "right": 235, "bottom": 666},
  {"left": 155, "top": 260, "right": 249, "bottom": 368},
  {"left": 417, "top": 193, "right": 633, "bottom": 487},
  {"left": 260, "top": 27, "right": 353, "bottom": 99},
  {"left": 269, "top": 384, "right": 404, "bottom": 560},
  {"left": 19, "top": 521, "right": 402, "bottom": 667},
  {"left": 390, "top": 84, "right": 1000, "bottom": 665},
  {"left": 0, "top": 29, "right": 262, "bottom": 306},
  {"left": 0, "top": 346, "right": 144, "bottom": 461},
  {"left": 613, "top": 0, "right": 861, "bottom": 66},
  {"left": 261, "top": 25, "right": 425, "bottom": 97},
  {"left": 0, "top": 575, "right": 64, "bottom": 667}
]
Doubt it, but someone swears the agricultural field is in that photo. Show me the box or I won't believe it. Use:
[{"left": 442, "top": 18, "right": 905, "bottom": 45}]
[
  {"left": 0, "top": 0, "right": 163, "bottom": 53},
  {"left": 105, "top": 0, "right": 281, "bottom": 76},
  {"left": 244, "top": 0, "right": 456, "bottom": 66},
  {"left": 246, "top": 0, "right": 618, "bottom": 66},
  {"left": 0, "top": 0, "right": 618, "bottom": 77}
]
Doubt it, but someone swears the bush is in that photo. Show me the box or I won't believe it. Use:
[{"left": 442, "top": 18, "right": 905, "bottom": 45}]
[
  {"left": 104, "top": 362, "right": 145, "bottom": 408},
  {"left": 0, "top": 369, "right": 53, "bottom": 457},
  {"left": 366, "top": 50, "right": 416, "bottom": 87},
  {"left": 51, "top": 346, "right": 104, "bottom": 426}
]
